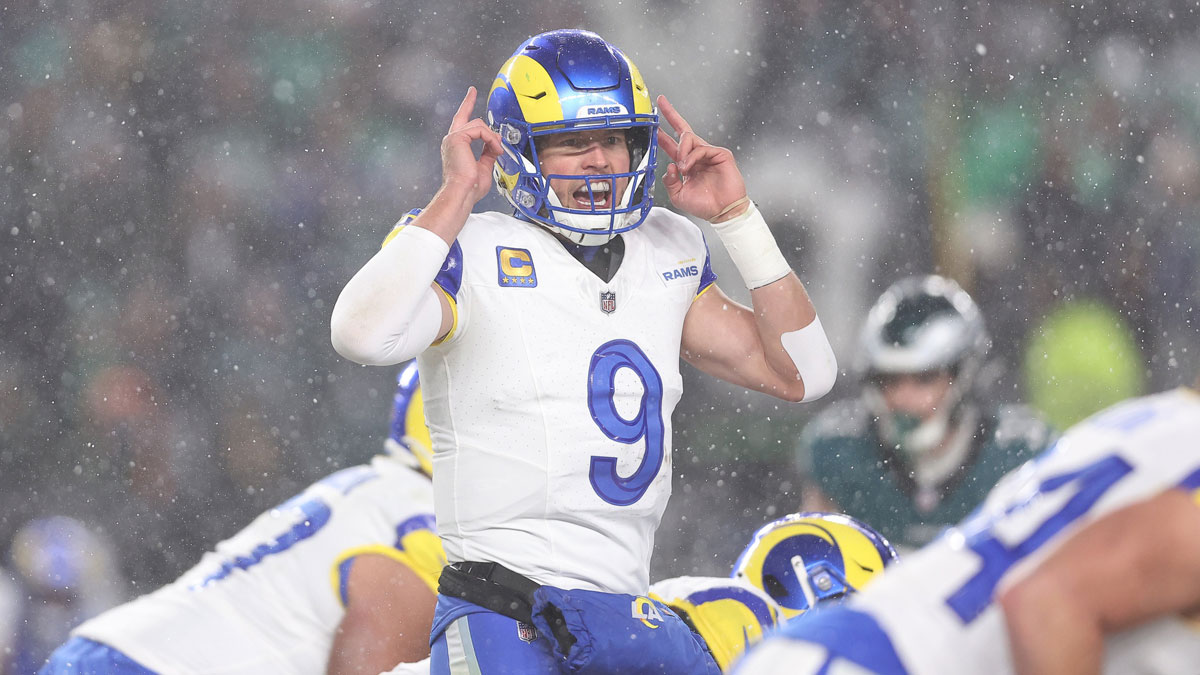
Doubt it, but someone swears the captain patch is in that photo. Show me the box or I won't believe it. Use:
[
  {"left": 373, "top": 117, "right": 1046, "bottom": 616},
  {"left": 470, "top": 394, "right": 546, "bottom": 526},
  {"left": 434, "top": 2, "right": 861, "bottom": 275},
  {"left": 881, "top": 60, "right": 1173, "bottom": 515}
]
[{"left": 497, "top": 247, "right": 538, "bottom": 288}]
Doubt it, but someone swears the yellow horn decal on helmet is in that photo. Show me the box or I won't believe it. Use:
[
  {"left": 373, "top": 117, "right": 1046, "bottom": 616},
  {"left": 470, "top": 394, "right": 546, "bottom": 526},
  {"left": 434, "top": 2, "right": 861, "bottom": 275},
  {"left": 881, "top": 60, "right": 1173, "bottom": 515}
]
[
  {"left": 622, "top": 55, "right": 653, "bottom": 115},
  {"left": 405, "top": 387, "right": 434, "bottom": 476},
  {"left": 493, "top": 54, "right": 564, "bottom": 125}
]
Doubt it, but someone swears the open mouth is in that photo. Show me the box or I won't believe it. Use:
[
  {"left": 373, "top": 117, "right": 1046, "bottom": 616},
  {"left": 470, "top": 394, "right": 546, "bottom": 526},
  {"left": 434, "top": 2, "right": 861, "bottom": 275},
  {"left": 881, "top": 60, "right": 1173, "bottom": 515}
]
[{"left": 573, "top": 180, "right": 612, "bottom": 209}]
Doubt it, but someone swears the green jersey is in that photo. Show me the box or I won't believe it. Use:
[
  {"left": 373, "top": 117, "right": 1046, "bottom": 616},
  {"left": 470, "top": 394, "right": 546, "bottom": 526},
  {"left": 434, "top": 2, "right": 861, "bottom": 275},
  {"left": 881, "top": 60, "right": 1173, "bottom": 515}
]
[{"left": 797, "top": 398, "right": 1055, "bottom": 549}]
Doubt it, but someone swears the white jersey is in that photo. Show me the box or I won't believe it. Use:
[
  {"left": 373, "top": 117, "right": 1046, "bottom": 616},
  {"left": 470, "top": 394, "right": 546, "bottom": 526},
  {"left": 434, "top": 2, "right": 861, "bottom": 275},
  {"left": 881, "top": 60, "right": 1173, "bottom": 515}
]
[
  {"left": 73, "top": 455, "right": 443, "bottom": 675},
  {"left": 737, "top": 388, "right": 1200, "bottom": 675},
  {"left": 419, "top": 208, "right": 715, "bottom": 595}
]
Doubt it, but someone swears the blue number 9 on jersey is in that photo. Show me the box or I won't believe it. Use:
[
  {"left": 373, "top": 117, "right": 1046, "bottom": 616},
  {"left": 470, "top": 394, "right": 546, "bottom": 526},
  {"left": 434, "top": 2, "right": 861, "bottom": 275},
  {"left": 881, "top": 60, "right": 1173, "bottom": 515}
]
[{"left": 587, "top": 340, "right": 665, "bottom": 506}]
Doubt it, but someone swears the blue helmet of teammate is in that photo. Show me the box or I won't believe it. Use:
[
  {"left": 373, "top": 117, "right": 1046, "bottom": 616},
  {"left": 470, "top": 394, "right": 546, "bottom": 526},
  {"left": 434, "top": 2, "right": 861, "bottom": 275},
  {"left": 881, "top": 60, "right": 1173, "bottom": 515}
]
[
  {"left": 9, "top": 516, "right": 122, "bottom": 599},
  {"left": 732, "top": 512, "right": 899, "bottom": 618},
  {"left": 487, "top": 29, "right": 658, "bottom": 245},
  {"left": 385, "top": 361, "right": 433, "bottom": 476}
]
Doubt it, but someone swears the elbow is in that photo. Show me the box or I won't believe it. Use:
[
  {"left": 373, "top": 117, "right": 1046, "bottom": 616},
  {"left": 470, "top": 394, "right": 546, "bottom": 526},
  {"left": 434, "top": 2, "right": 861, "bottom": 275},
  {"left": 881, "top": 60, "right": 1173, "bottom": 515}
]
[
  {"left": 330, "top": 302, "right": 382, "bottom": 365},
  {"left": 779, "top": 317, "right": 838, "bottom": 403},
  {"left": 798, "top": 361, "right": 837, "bottom": 402}
]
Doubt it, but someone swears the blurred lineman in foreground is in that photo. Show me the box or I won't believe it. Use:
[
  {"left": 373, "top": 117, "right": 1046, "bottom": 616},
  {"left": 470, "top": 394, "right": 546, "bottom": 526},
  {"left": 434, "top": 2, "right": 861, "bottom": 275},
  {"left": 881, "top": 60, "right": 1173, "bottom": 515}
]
[
  {"left": 798, "top": 275, "right": 1055, "bottom": 549},
  {"left": 39, "top": 363, "right": 444, "bottom": 675},
  {"left": 738, "top": 379, "right": 1200, "bottom": 674}
]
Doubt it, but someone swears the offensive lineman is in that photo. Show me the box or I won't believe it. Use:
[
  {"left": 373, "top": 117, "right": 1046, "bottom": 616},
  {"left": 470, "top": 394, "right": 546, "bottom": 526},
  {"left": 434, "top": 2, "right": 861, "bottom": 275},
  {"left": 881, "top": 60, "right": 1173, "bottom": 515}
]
[
  {"left": 39, "top": 363, "right": 444, "bottom": 675},
  {"left": 737, "top": 378, "right": 1200, "bottom": 674},
  {"left": 330, "top": 29, "right": 838, "bottom": 672}
]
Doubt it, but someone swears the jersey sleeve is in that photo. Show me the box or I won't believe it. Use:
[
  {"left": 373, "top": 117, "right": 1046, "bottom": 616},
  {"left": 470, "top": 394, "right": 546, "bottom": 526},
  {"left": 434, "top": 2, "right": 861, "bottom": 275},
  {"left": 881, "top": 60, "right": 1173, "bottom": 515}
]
[
  {"left": 330, "top": 513, "right": 446, "bottom": 606},
  {"left": 695, "top": 233, "right": 718, "bottom": 300},
  {"left": 431, "top": 240, "right": 465, "bottom": 345},
  {"left": 380, "top": 207, "right": 468, "bottom": 347},
  {"left": 1179, "top": 466, "right": 1200, "bottom": 504}
]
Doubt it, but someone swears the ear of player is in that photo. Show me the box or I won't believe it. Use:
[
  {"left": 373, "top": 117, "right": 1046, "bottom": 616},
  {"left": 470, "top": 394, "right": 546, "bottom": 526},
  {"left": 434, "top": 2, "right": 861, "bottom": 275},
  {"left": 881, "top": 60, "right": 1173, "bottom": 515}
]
[
  {"left": 733, "top": 512, "right": 900, "bottom": 619},
  {"left": 487, "top": 29, "right": 658, "bottom": 245}
]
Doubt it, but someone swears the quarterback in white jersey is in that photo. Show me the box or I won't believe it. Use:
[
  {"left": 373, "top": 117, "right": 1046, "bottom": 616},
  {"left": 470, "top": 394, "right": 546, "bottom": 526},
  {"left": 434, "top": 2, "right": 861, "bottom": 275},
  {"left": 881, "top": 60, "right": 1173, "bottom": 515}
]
[
  {"left": 40, "top": 364, "right": 445, "bottom": 675},
  {"left": 736, "top": 386, "right": 1200, "bottom": 675},
  {"left": 331, "top": 28, "right": 838, "bottom": 674}
]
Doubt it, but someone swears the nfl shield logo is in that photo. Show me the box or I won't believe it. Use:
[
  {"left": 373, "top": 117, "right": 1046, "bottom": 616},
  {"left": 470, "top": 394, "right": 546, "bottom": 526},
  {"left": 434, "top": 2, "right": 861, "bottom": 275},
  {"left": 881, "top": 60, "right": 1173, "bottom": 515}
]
[
  {"left": 516, "top": 621, "right": 538, "bottom": 643},
  {"left": 600, "top": 290, "right": 617, "bottom": 314}
]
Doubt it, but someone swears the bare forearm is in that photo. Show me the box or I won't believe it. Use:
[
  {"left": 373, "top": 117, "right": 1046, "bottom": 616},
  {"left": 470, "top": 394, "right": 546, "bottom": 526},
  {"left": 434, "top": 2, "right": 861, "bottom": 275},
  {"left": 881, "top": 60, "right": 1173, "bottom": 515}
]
[
  {"left": 749, "top": 274, "right": 816, "bottom": 379},
  {"left": 1002, "top": 580, "right": 1104, "bottom": 675}
]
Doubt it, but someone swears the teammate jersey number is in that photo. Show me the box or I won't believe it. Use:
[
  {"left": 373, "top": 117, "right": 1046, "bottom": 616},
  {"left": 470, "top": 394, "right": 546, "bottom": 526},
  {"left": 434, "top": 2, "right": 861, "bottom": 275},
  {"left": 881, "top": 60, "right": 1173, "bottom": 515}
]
[
  {"left": 586, "top": 339, "right": 665, "bottom": 506},
  {"left": 193, "top": 465, "right": 379, "bottom": 587},
  {"left": 945, "top": 454, "right": 1133, "bottom": 622}
]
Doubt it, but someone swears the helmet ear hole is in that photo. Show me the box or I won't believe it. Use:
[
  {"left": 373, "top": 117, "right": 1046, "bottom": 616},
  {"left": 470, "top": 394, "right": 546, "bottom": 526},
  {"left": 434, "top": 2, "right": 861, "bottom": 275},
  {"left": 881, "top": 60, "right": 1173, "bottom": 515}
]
[{"left": 762, "top": 574, "right": 788, "bottom": 601}]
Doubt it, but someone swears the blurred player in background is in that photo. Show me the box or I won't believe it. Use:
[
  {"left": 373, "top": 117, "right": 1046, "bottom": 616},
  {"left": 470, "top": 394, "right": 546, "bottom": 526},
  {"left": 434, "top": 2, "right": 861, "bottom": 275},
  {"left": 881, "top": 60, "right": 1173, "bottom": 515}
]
[
  {"left": 738, "top": 377, "right": 1200, "bottom": 674},
  {"left": 797, "top": 275, "right": 1055, "bottom": 549},
  {"left": 4, "top": 517, "right": 127, "bottom": 674},
  {"left": 330, "top": 28, "right": 839, "bottom": 673},
  {"left": 40, "top": 362, "right": 443, "bottom": 675}
]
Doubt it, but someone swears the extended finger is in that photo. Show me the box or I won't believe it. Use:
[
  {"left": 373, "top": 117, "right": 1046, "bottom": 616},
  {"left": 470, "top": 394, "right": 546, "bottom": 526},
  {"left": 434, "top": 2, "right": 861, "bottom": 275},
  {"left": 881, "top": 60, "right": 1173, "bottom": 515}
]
[
  {"left": 656, "top": 94, "right": 693, "bottom": 137},
  {"left": 656, "top": 128, "right": 680, "bottom": 161},
  {"left": 677, "top": 132, "right": 698, "bottom": 170},
  {"left": 450, "top": 87, "right": 478, "bottom": 132},
  {"left": 445, "top": 118, "right": 491, "bottom": 141},
  {"left": 679, "top": 142, "right": 731, "bottom": 169}
]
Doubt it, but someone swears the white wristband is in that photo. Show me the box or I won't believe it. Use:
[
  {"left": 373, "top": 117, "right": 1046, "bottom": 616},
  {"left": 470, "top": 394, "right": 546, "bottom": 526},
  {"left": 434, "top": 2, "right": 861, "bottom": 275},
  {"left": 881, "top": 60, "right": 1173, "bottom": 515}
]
[
  {"left": 709, "top": 201, "right": 791, "bottom": 289},
  {"left": 780, "top": 316, "right": 838, "bottom": 402}
]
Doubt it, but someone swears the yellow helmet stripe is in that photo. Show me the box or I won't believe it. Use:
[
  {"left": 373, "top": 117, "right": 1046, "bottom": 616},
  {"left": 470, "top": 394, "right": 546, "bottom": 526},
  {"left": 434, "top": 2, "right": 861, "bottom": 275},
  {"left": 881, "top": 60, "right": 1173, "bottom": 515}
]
[
  {"left": 492, "top": 54, "right": 564, "bottom": 125},
  {"left": 621, "top": 53, "right": 653, "bottom": 115}
]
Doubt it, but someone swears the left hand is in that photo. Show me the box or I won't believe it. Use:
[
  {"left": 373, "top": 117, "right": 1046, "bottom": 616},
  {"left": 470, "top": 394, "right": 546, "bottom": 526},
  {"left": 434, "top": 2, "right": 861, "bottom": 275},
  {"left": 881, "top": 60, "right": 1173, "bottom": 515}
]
[{"left": 656, "top": 94, "right": 748, "bottom": 222}]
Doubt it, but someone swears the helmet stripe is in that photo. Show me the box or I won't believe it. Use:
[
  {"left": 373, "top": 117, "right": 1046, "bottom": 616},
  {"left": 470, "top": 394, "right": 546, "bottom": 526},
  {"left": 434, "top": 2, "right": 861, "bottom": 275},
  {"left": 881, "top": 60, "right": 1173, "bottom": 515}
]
[
  {"left": 621, "top": 54, "right": 653, "bottom": 115},
  {"left": 496, "top": 54, "right": 564, "bottom": 125}
]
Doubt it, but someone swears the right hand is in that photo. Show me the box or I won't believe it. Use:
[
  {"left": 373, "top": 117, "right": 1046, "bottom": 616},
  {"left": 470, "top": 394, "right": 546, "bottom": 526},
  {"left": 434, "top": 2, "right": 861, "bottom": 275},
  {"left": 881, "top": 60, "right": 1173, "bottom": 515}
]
[{"left": 440, "top": 86, "right": 504, "bottom": 205}]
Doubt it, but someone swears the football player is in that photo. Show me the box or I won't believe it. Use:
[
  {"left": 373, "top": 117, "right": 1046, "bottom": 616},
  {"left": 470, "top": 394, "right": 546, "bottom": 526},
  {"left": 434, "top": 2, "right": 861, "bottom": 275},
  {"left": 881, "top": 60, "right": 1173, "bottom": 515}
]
[
  {"left": 736, "top": 377, "right": 1200, "bottom": 674},
  {"left": 5, "top": 517, "right": 127, "bottom": 674},
  {"left": 797, "top": 275, "right": 1056, "bottom": 549},
  {"left": 732, "top": 512, "right": 899, "bottom": 620},
  {"left": 39, "top": 362, "right": 444, "bottom": 675},
  {"left": 329, "top": 29, "right": 839, "bottom": 673}
]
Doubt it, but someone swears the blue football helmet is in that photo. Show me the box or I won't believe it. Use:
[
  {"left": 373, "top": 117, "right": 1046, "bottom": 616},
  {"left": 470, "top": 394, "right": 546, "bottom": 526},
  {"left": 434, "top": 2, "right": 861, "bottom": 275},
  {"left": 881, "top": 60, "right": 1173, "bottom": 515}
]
[
  {"left": 487, "top": 29, "right": 658, "bottom": 245},
  {"left": 732, "top": 512, "right": 899, "bottom": 618},
  {"left": 385, "top": 361, "right": 433, "bottom": 476},
  {"left": 9, "top": 516, "right": 119, "bottom": 598}
]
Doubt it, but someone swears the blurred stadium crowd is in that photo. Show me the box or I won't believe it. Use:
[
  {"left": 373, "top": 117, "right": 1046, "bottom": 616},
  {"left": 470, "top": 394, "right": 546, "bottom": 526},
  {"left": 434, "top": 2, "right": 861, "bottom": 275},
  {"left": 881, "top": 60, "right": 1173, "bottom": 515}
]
[{"left": 3, "top": 0, "right": 1200, "bottom": 650}]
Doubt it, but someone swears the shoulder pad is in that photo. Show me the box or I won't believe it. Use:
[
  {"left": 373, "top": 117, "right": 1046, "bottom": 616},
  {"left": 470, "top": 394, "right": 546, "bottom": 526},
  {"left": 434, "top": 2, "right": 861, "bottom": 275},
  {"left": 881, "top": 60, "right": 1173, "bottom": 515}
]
[{"left": 990, "top": 404, "right": 1057, "bottom": 451}]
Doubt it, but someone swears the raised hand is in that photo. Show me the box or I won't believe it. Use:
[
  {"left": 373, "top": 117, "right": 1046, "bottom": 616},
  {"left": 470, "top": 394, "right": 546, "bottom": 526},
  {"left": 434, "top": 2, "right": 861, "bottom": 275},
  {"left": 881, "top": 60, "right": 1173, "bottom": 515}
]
[
  {"left": 441, "top": 87, "right": 505, "bottom": 206},
  {"left": 656, "top": 94, "right": 749, "bottom": 223}
]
